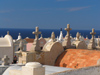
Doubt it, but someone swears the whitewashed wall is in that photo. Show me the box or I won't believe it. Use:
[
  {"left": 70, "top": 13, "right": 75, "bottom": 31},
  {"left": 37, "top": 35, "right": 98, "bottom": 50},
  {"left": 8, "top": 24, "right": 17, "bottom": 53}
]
[
  {"left": 0, "top": 47, "right": 13, "bottom": 64},
  {"left": 50, "top": 65, "right": 100, "bottom": 75}
]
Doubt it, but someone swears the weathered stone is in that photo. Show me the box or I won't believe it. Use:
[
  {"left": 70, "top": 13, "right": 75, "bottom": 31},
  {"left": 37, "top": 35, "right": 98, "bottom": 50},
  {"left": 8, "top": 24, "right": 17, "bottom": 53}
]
[
  {"left": 51, "top": 32, "right": 56, "bottom": 42},
  {"left": 31, "top": 27, "right": 41, "bottom": 51},
  {"left": 2, "top": 55, "right": 10, "bottom": 66},
  {"left": 88, "top": 28, "right": 96, "bottom": 49},
  {"left": 76, "top": 32, "right": 80, "bottom": 41},
  {"left": 9, "top": 62, "right": 45, "bottom": 75},
  {"left": 62, "top": 24, "right": 72, "bottom": 49}
]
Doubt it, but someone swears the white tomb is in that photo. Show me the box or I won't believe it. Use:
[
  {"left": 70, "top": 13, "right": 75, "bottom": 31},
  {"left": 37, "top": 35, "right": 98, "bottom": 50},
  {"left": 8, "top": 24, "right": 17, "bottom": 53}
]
[{"left": 0, "top": 31, "right": 13, "bottom": 63}]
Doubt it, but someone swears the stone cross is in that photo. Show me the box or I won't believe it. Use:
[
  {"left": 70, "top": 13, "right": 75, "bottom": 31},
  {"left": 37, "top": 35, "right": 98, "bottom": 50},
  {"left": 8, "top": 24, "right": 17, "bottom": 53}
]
[
  {"left": 63, "top": 24, "right": 72, "bottom": 49},
  {"left": 76, "top": 32, "right": 80, "bottom": 41},
  {"left": 90, "top": 28, "right": 96, "bottom": 39},
  {"left": 65, "top": 24, "right": 72, "bottom": 36},
  {"left": 88, "top": 28, "right": 96, "bottom": 49},
  {"left": 51, "top": 32, "right": 55, "bottom": 42},
  {"left": 32, "top": 27, "right": 41, "bottom": 40},
  {"left": 2, "top": 55, "right": 10, "bottom": 65},
  {"left": 31, "top": 27, "right": 41, "bottom": 51}
]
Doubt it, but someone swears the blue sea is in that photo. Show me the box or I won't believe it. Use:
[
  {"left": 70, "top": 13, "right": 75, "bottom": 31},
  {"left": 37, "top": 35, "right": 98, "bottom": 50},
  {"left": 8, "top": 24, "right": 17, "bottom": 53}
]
[{"left": 0, "top": 28, "right": 100, "bottom": 39}]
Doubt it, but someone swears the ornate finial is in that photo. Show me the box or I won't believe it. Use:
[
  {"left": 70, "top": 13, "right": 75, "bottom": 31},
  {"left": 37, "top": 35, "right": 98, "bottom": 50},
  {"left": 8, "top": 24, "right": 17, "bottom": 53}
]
[
  {"left": 76, "top": 32, "right": 80, "bottom": 41},
  {"left": 51, "top": 32, "right": 55, "bottom": 42},
  {"left": 17, "top": 33, "right": 22, "bottom": 40},
  {"left": 7, "top": 31, "right": 9, "bottom": 35}
]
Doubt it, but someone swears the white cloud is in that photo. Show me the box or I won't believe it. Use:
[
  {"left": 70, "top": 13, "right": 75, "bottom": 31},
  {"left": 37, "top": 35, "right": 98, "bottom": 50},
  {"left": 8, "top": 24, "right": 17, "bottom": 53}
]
[
  {"left": 21, "top": 6, "right": 91, "bottom": 12},
  {"left": 68, "top": 6, "right": 91, "bottom": 12},
  {"left": 0, "top": 10, "right": 11, "bottom": 13}
]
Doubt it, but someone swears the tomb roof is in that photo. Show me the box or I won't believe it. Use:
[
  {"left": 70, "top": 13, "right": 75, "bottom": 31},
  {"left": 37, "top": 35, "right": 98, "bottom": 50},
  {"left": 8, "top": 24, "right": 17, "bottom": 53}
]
[
  {"left": 24, "top": 38, "right": 34, "bottom": 43},
  {"left": 55, "top": 49, "right": 100, "bottom": 69},
  {"left": 42, "top": 41, "right": 56, "bottom": 51},
  {"left": 3, "top": 64, "right": 72, "bottom": 75},
  {"left": 0, "top": 38, "right": 10, "bottom": 47},
  {"left": 0, "top": 32, "right": 13, "bottom": 47}
]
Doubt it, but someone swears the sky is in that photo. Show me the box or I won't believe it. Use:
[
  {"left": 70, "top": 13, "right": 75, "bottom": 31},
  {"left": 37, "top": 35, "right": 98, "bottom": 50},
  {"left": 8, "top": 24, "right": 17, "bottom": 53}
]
[{"left": 0, "top": 0, "right": 100, "bottom": 30}]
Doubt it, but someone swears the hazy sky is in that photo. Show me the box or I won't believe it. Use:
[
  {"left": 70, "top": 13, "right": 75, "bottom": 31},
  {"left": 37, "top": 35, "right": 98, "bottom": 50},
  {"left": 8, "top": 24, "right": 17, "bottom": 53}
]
[{"left": 0, "top": 0, "right": 100, "bottom": 30}]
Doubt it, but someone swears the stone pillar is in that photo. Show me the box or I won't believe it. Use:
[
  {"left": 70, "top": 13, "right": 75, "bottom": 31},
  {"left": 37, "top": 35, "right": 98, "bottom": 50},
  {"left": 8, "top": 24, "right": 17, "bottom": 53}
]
[
  {"left": 97, "top": 36, "right": 100, "bottom": 47},
  {"left": 31, "top": 27, "right": 41, "bottom": 51},
  {"left": 76, "top": 32, "right": 80, "bottom": 41},
  {"left": 51, "top": 32, "right": 55, "bottom": 42},
  {"left": 22, "top": 62, "right": 45, "bottom": 75},
  {"left": 88, "top": 28, "right": 96, "bottom": 49},
  {"left": 63, "top": 24, "right": 72, "bottom": 49}
]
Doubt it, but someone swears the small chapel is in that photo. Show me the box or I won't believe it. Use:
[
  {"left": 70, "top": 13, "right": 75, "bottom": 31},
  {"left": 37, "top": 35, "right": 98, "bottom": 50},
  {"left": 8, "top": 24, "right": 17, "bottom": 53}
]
[
  {"left": 0, "top": 31, "right": 13, "bottom": 63},
  {"left": 14, "top": 33, "right": 27, "bottom": 56}
]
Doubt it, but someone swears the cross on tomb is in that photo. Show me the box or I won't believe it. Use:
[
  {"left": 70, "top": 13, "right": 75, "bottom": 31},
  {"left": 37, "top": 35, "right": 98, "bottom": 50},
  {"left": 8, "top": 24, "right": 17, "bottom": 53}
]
[
  {"left": 32, "top": 27, "right": 41, "bottom": 40},
  {"left": 63, "top": 24, "right": 72, "bottom": 49},
  {"left": 90, "top": 28, "right": 96, "bottom": 39},
  {"left": 2, "top": 55, "right": 9, "bottom": 65},
  {"left": 65, "top": 24, "right": 72, "bottom": 36}
]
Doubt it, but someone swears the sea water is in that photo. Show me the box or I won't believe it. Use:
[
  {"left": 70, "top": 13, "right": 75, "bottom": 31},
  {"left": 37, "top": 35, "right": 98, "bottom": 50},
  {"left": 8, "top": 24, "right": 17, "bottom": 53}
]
[{"left": 0, "top": 28, "right": 100, "bottom": 39}]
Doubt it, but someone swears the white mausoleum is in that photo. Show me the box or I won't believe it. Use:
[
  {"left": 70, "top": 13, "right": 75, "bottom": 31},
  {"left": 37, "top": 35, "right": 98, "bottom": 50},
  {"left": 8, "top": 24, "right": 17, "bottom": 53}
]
[{"left": 0, "top": 31, "right": 13, "bottom": 63}]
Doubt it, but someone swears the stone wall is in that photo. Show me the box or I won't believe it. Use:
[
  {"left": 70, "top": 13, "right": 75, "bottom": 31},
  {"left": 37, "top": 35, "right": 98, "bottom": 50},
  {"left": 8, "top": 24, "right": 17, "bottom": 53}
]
[{"left": 49, "top": 65, "right": 100, "bottom": 75}]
